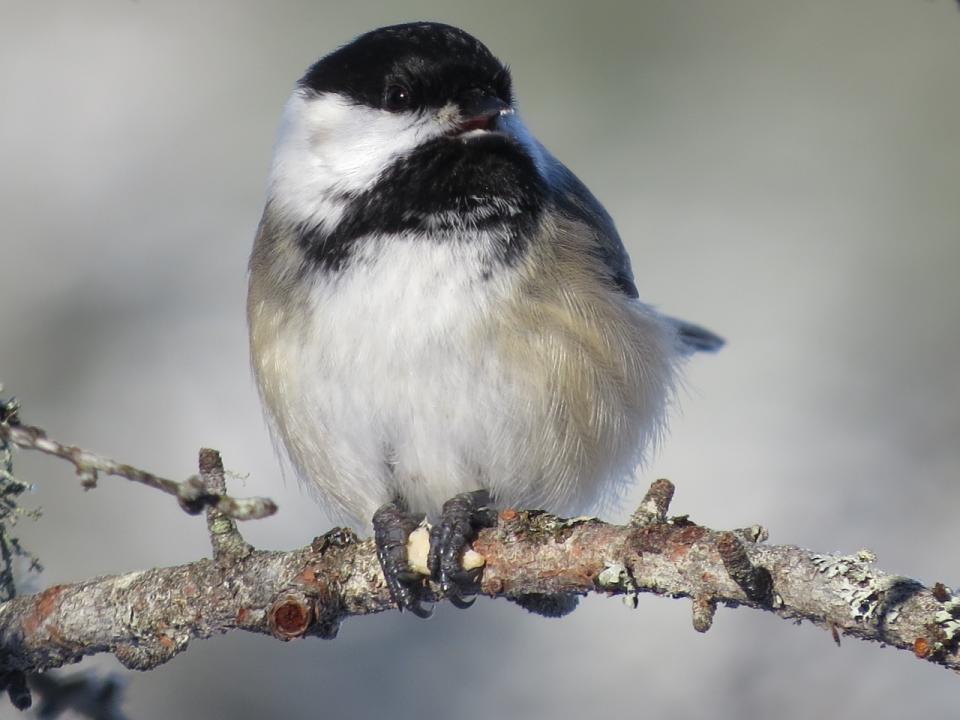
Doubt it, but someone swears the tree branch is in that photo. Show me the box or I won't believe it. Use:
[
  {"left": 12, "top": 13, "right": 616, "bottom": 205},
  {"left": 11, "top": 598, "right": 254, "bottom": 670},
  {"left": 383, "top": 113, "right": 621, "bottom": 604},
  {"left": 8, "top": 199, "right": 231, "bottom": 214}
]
[{"left": 0, "top": 449, "right": 956, "bottom": 682}]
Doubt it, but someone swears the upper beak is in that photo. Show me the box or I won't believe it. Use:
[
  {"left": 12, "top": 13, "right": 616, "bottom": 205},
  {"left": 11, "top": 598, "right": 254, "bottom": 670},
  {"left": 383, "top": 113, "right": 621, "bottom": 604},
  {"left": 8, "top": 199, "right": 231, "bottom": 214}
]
[{"left": 454, "top": 90, "right": 512, "bottom": 133}]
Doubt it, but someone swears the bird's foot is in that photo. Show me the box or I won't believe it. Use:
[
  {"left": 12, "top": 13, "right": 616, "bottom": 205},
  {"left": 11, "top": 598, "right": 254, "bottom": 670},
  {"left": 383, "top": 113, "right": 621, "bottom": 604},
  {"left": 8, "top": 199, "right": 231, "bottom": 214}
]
[
  {"left": 372, "top": 500, "right": 433, "bottom": 618},
  {"left": 373, "top": 490, "right": 496, "bottom": 616},
  {"left": 428, "top": 490, "right": 498, "bottom": 608}
]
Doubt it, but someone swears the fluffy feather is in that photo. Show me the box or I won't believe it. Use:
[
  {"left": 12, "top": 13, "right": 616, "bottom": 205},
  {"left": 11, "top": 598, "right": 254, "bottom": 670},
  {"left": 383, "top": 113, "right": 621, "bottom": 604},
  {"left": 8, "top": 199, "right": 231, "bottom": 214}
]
[
  {"left": 248, "top": 25, "right": 714, "bottom": 528},
  {"left": 249, "top": 209, "right": 678, "bottom": 526}
]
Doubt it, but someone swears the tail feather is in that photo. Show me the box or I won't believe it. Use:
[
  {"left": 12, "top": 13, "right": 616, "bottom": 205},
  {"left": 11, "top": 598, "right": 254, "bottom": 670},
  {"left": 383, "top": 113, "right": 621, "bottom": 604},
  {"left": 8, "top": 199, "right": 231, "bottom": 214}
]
[{"left": 668, "top": 317, "right": 725, "bottom": 355}]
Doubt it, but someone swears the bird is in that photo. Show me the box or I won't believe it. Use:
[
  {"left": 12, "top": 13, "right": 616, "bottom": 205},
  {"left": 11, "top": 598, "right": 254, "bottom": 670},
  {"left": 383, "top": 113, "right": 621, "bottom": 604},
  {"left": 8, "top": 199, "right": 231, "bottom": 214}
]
[{"left": 247, "top": 22, "right": 723, "bottom": 616}]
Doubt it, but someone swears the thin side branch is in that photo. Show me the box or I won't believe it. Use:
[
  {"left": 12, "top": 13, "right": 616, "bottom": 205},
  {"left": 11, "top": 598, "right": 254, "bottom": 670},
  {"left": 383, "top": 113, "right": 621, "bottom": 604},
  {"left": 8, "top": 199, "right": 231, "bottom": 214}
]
[
  {"left": 0, "top": 466, "right": 956, "bottom": 677},
  {"left": 199, "top": 448, "right": 253, "bottom": 564},
  {"left": 0, "top": 417, "right": 276, "bottom": 522}
]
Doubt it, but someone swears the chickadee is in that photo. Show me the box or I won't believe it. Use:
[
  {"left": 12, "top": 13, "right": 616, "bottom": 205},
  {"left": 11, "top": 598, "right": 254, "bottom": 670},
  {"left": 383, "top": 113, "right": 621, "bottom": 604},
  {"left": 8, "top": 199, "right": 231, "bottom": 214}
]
[{"left": 248, "top": 22, "right": 722, "bottom": 615}]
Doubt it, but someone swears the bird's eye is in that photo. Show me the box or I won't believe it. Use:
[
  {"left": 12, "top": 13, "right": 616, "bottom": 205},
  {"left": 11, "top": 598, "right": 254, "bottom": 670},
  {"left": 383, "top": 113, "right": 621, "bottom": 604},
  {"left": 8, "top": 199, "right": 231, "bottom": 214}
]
[{"left": 383, "top": 84, "right": 413, "bottom": 112}]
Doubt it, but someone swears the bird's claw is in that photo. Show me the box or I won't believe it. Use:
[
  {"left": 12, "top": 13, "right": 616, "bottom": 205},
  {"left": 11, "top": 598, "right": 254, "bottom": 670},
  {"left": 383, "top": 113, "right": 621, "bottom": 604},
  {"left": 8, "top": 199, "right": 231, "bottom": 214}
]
[
  {"left": 373, "top": 490, "right": 496, "bottom": 616},
  {"left": 428, "top": 490, "right": 497, "bottom": 608},
  {"left": 373, "top": 501, "right": 434, "bottom": 617},
  {"left": 449, "top": 592, "right": 477, "bottom": 610}
]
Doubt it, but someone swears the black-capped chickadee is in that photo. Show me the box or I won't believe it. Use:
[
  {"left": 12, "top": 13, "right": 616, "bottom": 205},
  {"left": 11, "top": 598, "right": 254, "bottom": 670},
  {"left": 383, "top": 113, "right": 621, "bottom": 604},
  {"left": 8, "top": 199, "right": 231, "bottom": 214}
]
[{"left": 248, "top": 22, "right": 722, "bottom": 615}]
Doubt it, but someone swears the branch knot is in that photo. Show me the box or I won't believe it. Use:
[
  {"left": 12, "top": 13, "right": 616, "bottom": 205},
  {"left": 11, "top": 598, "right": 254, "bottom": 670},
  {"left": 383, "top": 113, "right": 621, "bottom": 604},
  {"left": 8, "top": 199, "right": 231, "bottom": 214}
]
[{"left": 718, "top": 532, "right": 774, "bottom": 606}]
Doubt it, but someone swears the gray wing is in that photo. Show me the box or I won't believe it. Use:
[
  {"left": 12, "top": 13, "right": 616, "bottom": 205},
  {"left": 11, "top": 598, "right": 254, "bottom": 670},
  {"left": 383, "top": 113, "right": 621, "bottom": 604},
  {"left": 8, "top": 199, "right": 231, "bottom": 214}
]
[
  {"left": 539, "top": 147, "right": 724, "bottom": 355},
  {"left": 540, "top": 146, "right": 641, "bottom": 298}
]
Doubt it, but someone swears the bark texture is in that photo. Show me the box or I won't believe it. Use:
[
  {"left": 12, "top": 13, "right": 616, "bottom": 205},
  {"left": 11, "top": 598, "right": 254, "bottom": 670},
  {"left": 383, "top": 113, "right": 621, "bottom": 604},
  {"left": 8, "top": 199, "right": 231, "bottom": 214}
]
[{"left": 0, "top": 451, "right": 957, "bottom": 682}]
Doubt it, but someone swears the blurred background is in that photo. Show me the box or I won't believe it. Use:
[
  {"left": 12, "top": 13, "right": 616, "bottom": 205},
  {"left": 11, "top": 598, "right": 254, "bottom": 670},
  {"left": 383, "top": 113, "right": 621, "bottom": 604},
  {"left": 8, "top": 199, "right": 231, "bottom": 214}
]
[{"left": 2, "top": 0, "right": 959, "bottom": 717}]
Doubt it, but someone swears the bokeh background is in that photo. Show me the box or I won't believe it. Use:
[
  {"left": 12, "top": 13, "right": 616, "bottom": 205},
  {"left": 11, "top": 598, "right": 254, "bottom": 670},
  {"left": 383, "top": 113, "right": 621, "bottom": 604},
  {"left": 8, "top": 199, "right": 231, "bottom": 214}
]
[{"left": 2, "top": 1, "right": 959, "bottom": 717}]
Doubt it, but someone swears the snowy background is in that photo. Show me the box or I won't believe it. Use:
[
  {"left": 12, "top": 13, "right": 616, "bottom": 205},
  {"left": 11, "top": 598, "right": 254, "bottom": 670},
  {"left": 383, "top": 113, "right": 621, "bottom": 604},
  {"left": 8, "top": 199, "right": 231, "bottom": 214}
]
[{"left": 2, "top": 1, "right": 959, "bottom": 717}]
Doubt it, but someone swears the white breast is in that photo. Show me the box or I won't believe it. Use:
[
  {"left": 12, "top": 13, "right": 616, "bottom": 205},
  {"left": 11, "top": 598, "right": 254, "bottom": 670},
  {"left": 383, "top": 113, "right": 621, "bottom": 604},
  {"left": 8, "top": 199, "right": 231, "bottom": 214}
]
[
  {"left": 251, "top": 228, "right": 678, "bottom": 528},
  {"left": 256, "top": 235, "right": 523, "bottom": 523}
]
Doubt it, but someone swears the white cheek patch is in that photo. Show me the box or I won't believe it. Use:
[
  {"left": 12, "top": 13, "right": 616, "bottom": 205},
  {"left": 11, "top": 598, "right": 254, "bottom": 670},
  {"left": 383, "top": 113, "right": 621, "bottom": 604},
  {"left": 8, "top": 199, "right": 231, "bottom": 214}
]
[{"left": 268, "top": 91, "right": 446, "bottom": 229}]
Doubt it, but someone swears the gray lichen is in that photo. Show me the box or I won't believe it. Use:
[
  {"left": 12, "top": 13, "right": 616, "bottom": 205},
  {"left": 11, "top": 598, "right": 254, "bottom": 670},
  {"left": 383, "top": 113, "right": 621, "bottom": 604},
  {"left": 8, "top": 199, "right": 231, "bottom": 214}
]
[
  {"left": 810, "top": 550, "right": 922, "bottom": 625},
  {"left": 934, "top": 595, "right": 960, "bottom": 643},
  {"left": 0, "top": 392, "right": 42, "bottom": 603},
  {"left": 810, "top": 549, "right": 878, "bottom": 579},
  {"left": 596, "top": 561, "right": 639, "bottom": 608},
  {"left": 811, "top": 550, "right": 886, "bottom": 622},
  {"left": 0, "top": 457, "right": 955, "bottom": 678}
]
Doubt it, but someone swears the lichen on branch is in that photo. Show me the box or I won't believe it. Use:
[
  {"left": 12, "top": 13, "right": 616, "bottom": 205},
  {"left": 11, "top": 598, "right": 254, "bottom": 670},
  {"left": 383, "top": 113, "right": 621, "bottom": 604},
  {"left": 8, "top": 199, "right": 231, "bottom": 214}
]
[
  {"left": 0, "top": 452, "right": 955, "bottom": 682},
  {"left": 0, "top": 397, "right": 957, "bottom": 702}
]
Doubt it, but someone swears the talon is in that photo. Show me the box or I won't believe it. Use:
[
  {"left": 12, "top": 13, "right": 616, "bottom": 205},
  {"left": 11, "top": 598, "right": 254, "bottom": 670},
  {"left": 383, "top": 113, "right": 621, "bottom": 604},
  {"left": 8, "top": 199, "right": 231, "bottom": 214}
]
[
  {"left": 373, "top": 500, "right": 430, "bottom": 616},
  {"left": 409, "top": 600, "right": 435, "bottom": 619},
  {"left": 449, "top": 593, "right": 477, "bottom": 610},
  {"left": 446, "top": 568, "right": 481, "bottom": 588},
  {"left": 428, "top": 489, "right": 497, "bottom": 606}
]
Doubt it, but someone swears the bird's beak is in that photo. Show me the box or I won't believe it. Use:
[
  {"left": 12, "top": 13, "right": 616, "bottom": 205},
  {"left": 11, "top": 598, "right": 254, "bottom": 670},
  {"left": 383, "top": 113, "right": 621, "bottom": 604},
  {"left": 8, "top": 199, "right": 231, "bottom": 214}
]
[{"left": 454, "top": 91, "right": 513, "bottom": 134}]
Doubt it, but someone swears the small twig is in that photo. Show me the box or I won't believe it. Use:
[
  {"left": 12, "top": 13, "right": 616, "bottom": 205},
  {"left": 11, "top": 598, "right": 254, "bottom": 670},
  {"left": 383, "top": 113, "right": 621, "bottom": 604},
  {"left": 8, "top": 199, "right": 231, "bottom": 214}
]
[
  {"left": 0, "top": 420, "right": 276, "bottom": 522},
  {"left": 691, "top": 595, "right": 718, "bottom": 633},
  {"left": 830, "top": 622, "right": 842, "bottom": 647},
  {"left": 629, "top": 477, "right": 675, "bottom": 526},
  {"left": 198, "top": 448, "right": 252, "bottom": 563}
]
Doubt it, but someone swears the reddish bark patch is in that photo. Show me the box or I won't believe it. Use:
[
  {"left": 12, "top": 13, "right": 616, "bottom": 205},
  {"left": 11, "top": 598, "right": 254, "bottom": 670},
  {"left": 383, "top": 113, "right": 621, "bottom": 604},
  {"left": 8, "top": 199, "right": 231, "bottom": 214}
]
[
  {"left": 668, "top": 543, "right": 690, "bottom": 562},
  {"left": 674, "top": 525, "right": 708, "bottom": 545},
  {"left": 629, "top": 525, "right": 669, "bottom": 554},
  {"left": 297, "top": 567, "right": 331, "bottom": 597},
  {"left": 630, "top": 523, "right": 706, "bottom": 556},
  {"left": 22, "top": 585, "right": 65, "bottom": 636}
]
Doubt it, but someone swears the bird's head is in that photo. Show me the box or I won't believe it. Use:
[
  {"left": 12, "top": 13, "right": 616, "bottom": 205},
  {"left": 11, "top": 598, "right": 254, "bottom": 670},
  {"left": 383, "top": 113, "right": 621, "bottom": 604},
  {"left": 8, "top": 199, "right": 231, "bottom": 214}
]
[{"left": 267, "top": 22, "right": 546, "bottom": 249}]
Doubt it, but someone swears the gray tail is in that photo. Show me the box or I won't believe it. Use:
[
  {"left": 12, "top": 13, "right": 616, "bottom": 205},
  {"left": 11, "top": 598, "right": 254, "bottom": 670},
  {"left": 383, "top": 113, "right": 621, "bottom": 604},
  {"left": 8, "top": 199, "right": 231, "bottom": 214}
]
[{"left": 669, "top": 317, "right": 725, "bottom": 355}]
